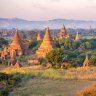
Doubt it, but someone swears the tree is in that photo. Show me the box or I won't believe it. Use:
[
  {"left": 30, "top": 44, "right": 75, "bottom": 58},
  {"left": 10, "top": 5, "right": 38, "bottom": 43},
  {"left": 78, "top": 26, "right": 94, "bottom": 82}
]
[
  {"left": 67, "top": 51, "right": 78, "bottom": 60},
  {"left": 0, "top": 38, "right": 8, "bottom": 48},
  {"left": 60, "top": 38, "right": 72, "bottom": 49},
  {"left": 27, "top": 31, "right": 36, "bottom": 40},
  {"left": 45, "top": 48, "right": 64, "bottom": 67},
  {"left": 38, "top": 58, "right": 47, "bottom": 66},
  {"left": 69, "top": 58, "right": 81, "bottom": 67},
  {"left": 79, "top": 43, "right": 86, "bottom": 50},
  {"left": 72, "top": 42, "right": 80, "bottom": 49},
  {"left": 53, "top": 39, "right": 60, "bottom": 48},
  {"left": 89, "top": 55, "right": 96, "bottom": 66},
  {"left": 79, "top": 41, "right": 92, "bottom": 50},
  {"left": 28, "top": 40, "right": 41, "bottom": 52},
  {"left": 85, "top": 42, "right": 92, "bottom": 49}
]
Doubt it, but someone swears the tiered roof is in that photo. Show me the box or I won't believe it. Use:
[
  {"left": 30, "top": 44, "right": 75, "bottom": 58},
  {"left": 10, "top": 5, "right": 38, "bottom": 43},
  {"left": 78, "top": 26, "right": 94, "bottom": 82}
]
[{"left": 36, "top": 26, "right": 53, "bottom": 57}]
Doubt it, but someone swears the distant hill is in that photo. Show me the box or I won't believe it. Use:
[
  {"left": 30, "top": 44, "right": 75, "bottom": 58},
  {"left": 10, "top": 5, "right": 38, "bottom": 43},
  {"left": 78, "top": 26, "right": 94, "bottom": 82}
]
[{"left": 0, "top": 18, "right": 96, "bottom": 29}]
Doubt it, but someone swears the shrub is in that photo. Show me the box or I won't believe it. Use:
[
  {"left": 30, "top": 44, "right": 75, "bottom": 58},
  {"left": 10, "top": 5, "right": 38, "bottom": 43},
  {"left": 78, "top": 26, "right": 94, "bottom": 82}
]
[
  {"left": 69, "top": 58, "right": 82, "bottom": 68},
  {"left": 19, "top": 55, "right": 34, "bottom": 63},
  {"left": 52, "top": 65, "right": 60, "bottom": 69},
  {"left": 38, "top": 58, "right": 47, "bottom": 66},
  {"left": 0, "top": 73, "right": 9, "bottom": 81},
  {"left": 45, "top": 48, "right": 64, "bottom": 67},
  {"left": 89, "top": 55, "right": 96, "bottom": 66},
  {"left": 0, "top": 72, "right": 23, "bottom": 96},
  {"left": 0, "top": 88, "right": 9, "bottom": 96},
  {"left": 28, "top": 40, "right": 41, "bottom": 52},
  {"left": 0, "top": 38, "right": 8, "bottom": 48},
  {"left": 9, "top": 73, "right": 22, "bottom": 82},
  {"left": 2, "top": 60, "right": 8, "bottom": 65}
]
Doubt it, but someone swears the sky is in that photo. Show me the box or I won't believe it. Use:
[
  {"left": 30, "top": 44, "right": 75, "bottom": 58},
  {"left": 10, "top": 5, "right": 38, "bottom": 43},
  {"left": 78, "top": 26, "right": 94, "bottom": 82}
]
[{"left": 0, "top": 0, "right": 96, "bottom": 21}]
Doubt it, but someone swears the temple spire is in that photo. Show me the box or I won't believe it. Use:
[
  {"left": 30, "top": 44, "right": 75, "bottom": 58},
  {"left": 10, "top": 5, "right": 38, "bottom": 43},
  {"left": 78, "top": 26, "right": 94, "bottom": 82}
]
[
  {"left": 58, "top": 24, "right": 67, "bottom": 39},
  {"left": 8, "top": 29, "right": 25, "bottom": 56},
  {"left": 36, "top": 26, "right": 53, "bottom": 57},
  {"left": 43, "top": 26, "right": 51, "bottom": 41},
  {"left": 75, "top": 32, "right": 80, "bottom": 42},
  {"left": 37, "top": 32, "right": 41, "bottom": 41},
  {"left": 14, "top": 60, "right": 22, "bottom": 68},
  {"left": 83, "top": 54, "right": 89, "bottom": 67},
  {"left": 11, "top": 29, "right": 21, "bottom": 45},
  {"left": 1, "top": 29, "right": 27, "bottom": 60}
]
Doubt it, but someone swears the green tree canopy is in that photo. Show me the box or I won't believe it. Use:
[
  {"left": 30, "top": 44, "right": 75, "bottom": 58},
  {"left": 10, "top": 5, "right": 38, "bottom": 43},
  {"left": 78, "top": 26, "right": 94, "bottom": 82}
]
[
  {"left": 0, "top": 38, "right": 8, "bottom": 48},
  {"left": 89, "top": 55, "right": 96, "bottom": 66},
  {"left": 45, "top": 48, "right": 64, "bottom": 66}
]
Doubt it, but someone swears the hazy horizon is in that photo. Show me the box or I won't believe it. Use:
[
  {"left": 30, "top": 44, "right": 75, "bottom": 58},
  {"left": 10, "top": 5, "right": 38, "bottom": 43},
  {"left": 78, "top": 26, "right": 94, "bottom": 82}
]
[{"left": 0, "top": 0, "right": 96, "bottom": 21}]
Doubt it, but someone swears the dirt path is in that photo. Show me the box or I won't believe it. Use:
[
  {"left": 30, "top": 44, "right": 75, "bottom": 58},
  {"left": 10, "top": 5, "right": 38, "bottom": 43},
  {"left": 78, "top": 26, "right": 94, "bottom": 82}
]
[{"left": 10, "top": 78, "right": 96, "bottom": 96}]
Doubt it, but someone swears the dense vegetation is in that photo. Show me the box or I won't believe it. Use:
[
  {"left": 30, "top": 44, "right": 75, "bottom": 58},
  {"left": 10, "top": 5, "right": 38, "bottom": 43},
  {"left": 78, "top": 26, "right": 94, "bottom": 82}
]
[
  {"left": 45, "top": 38, "right": 96, "bottom": 68},
  {"left": 28, "top": 40, "right": 42, "bottom": 52},
  {"left": 1, "top": 33, "right": 96, "bottom": 95},
  {"left": 0, "top": 72, "right": 21, "bottom": 96},
  {"left": 25, "top": 37, "right": 96, "bottom": 68},
  {"left": 53, "top": 38, "right": 96, "bottom": 50},
  {"left": 0, "top": 38, "right": 8, "bottom": 48}
]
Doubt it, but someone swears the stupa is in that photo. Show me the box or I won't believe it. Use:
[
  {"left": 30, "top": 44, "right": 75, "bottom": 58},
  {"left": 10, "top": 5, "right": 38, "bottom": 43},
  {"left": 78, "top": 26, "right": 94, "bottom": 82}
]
[
  {"left": 75, "top": 32, "right": 80, "bottom": 42},
  {"left": 14, "top": 60, "right": 22, "bottom": 68},
  {"left": 1, "top": 46, "right": 8, "bottom": 59},
  {"left": 8, "top": 29, "right": 24, "bottom": 56},
  {"left": 58, "top": 24, "right": 67, "bottom": 39},
  {"left": 10, "top": 49, "right": 16, "bottom": 58},
  {"left": 1, "top": 51, "right": 5, "bottom": 59},
  {"left": 36, "top": 26, "right": 53, "bottom": 57},
  {"left": 83, "top": 54, "right": 89, "bottom": 67},
  {"left": 0, "top": 29, "right": 27, "bottom": 60},
  {"left": 37, "top": 32, "right": 42, "bottom": 41}
]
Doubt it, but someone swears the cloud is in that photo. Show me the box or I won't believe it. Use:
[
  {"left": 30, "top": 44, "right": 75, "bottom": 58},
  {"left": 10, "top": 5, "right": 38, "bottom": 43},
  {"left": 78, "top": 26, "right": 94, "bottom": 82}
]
[
  {"left": 31, "top": 2, "right": 47, "bottom": 10},
  {"left": 0, "top": 0, "right": 96, "bottom": 20},
  {"left": 48, "top": 0, "right": 61, "bottom": 2},
  {"left": 86, "top": 0, "right": 96, "bottom": 3},
  {"left": 30, "top": 1, "right": 56, "bottom": 11}
]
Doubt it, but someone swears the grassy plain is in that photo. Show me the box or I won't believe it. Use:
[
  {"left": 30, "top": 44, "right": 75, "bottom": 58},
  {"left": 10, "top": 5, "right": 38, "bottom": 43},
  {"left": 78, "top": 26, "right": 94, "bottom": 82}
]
[{"left": 1, "top": 65, "right": 96, "bottom": 96}]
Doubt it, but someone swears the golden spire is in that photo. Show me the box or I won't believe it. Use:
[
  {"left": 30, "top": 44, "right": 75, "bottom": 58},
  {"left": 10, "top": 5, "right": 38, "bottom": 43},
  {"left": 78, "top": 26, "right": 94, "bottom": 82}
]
[
  {"left": 10, "top": 49, "right": 16, "bottom": 59},
  {"left": 1, "top": 29, "right": 26, "bottom": 59},
  {"left": 83, "top": 54, "right": 89, "bottom": 67},
  {"left": 3, "top": 46, "right": 8, "bottom": 54},
  {"left": 14, "top": 60, "right": 22, "bottom": 68},
  {"left": 8, "top": 29, "right": 24, "bottom": 55},
  {"left": 11, "top": 29, "right": 21, "bottom": 45},
  {"left": 43, "top": 26, "right": 52, "bottom": 42},
  {"left": 75, "top": 32, "right": 80, "bottom": 42},
  {"left": 58, "top": 24, "right": 67, "bottom": 39},
  {"left": 36, "top": 26, "right": 53, "bottom": 57},
  {"left": 1, "top": 51, "right": 5, "bottom": 59},
  {"left": 1, "top": 46, "right": 8, "bottom": 59},
  {"left": 37, "top": 32, "right": 41, "bottom": 41}
]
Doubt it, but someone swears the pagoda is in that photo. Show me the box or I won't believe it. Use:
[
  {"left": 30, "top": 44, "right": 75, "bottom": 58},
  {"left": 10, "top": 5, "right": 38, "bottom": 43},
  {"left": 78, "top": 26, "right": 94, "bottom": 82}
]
[
  {"left": 1, "top": 46, "right": 8, "bottom": 59},
  {"left": 10, "top": 49, "right": 16, "bottom": 58},
  {"left": 58, "top": 24, "right": 67, "bottom": 39},
  {"left": 36, "top": 26, "right": 53, "bottom": 57},
  {"left": 83, "top": 54, "right": 89, "bottom": 67},
  {"left": 14, "top": 60, "right": 22, "bottom": 68},
  {"left": 37, "top": 32, "right": 42, "bottom": 41},
  {"left": 75, "top": 32, "right": 80, "bottom": 42},
  {"left": 0, "top": 29, "right": 27, "bottom": 61},
  {"left": 8, "top": 29, "right": 24, "bottom": 56}
]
